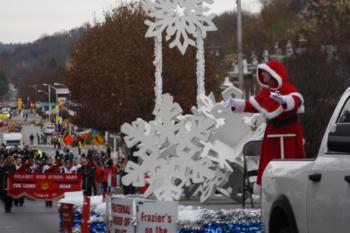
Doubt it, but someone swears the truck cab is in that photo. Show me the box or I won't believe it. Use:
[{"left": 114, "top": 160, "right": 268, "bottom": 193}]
[
  {"left": 0, "top": 132, "right": 24, "bottom": 149},
  {"left": 262, "top": 88, "right": 350, "bottom": 233}
]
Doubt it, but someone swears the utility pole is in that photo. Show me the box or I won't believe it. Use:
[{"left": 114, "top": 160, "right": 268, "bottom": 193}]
[
  {"left": 43, "top": 84, "right": 54, "bottom": 121},
  {"left": 236, "top": 0, "right": 244, "bottom": 93}
]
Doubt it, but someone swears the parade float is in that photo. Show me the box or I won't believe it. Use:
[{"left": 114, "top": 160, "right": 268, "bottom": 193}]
[{"left": 59, "top": 0, "right": 265, "bottom": 232}]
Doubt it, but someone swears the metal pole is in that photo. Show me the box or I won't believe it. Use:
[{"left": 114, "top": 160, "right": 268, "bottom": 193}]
[
  {"left": 113, "top": 134, "right": 117, "bottom": 152},
  {"left": 237, "top": 0, "right": 244, "bottom": 93},
  {"left": 48, "top": 85, "right": 51, "bottom": 121}
]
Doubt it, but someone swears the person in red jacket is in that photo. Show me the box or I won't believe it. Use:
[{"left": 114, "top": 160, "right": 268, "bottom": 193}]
[
  {"left": 226, "top": 60, "right": 306, "bottom": 186},
  {"left": 102, "top": 160, "right": 120, "bottom": 194}
]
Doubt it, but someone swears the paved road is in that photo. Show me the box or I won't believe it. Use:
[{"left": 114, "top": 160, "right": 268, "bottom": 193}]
[
  {"left": 0, "top": 199, "right": 59, "bottom": 233},
  {"left": 0, "top": 113, "right": 79, "bottom": 233},
  {"left": 20, "top": 113, "right": 82, "bottom": 157}
]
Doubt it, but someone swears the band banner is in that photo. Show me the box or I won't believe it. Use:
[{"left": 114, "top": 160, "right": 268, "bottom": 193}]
[{"left": 7, "top": 172, "right": 82, "bottom": 200}]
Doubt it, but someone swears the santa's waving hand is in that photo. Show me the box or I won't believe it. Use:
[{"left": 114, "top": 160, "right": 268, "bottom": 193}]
[{"left": 227, "top": 60, "right": 306, "bottom": 186}]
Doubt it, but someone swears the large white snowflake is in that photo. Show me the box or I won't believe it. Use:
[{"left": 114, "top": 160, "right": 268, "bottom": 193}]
[
  {"left": 121, "top": 93, "right": 236, "bottom": 202},
  {"left": 143, "top": 0, "right": 217, "bottom": 55}
]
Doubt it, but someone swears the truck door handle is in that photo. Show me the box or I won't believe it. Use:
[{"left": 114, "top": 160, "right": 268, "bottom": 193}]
[
  {"left": 345, "top": 175, "right": 350, "bottom": 183},
  {"left": 308, "top": 173, "right": 322, "bottom": 182}
]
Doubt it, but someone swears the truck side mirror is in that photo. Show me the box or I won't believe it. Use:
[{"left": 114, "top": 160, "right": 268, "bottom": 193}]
[{"left": 328, "top": 123, "right": 350, "bottom": 153}]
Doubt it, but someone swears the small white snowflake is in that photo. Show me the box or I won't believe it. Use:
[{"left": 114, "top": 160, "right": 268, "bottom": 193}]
[{"left": 143, "top": 0, "right": 217, "bottom": 54}]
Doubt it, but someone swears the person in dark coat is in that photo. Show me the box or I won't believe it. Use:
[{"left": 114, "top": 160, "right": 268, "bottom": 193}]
[
  {"left": 36, "top": 133, "right": 40, "bottom": 145},
  {"left": 106, "top": 146, "right": 112, "bottom": 159},
  {"left": 78, "top": 158, "right": 96, "bottom": 196},
  {"left": 29, "top": 134, "right": 34, "bottom": 145},
  {"left": 0, "top": 156, "right": 16, "bottom": 213}
]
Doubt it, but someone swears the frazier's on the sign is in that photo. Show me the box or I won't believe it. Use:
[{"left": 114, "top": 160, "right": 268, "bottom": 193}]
[
  {"left": 112, "top": 204, "right": 131, "bottom": 214},
  {"left": 140, "top": 212, "right": 172, "bottom": 223}
]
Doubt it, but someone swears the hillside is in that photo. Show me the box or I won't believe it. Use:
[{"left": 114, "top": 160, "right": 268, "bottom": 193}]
[{"left": 0, "top": 27, "right": 85, "bottom": 83}]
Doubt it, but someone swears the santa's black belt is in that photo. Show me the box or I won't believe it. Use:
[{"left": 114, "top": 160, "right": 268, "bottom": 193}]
[{"left": 268, "top": 115, "right": 298, "bottom": 128}]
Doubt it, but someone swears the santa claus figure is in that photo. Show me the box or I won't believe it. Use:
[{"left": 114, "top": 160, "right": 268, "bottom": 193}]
[{"left": 226, "top": 60, "right": 306, "bottom": 186}]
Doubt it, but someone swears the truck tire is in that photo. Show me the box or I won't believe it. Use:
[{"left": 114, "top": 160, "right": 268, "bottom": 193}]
[
  {"left": 280, "top": 226, "right": 293, "bottom": 233},
  {"left": 269, "top": 196, "right": 298, "bottom": 233}
]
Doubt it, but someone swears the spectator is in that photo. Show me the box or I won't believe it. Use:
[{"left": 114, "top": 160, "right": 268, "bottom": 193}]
[
  {"left": 29, "top": 134, "right": 34, "bottom": 145},
  {"left": 36, "top": 133, "right": 40, "bottom": 145},
  {"left": 78, "top": 140, "right": 82, "bottom": 155},
  {"left": 78, "top": 158, "right": 97, "bottom": 196},
  {"left": 59, "top": 159, "right": 77, "bottom": 174},
  {"left": 106, "top": 146, "right": 112, "bottom": 159},
  {"left": 0, "top": 156, "right": 16, "bottom": 213}
]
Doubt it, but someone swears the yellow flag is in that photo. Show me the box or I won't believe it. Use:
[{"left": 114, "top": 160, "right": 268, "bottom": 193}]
[{"left": 17, "top": 97, "right": 23, "bottom": 110}]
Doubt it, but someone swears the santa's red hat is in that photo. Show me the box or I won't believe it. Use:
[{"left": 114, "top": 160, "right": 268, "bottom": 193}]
[{"left": 256, "top": 60, "right": 288, "bottom": 90}]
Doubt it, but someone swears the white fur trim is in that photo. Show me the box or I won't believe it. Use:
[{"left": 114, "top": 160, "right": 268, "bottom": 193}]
[
  {"left": 257, "top": 64, "right": 283, "bottom": 90},
  {"left": 290, "top": 92, "right": 305, "bottom": 113},
  {"left": 290, "top": 92, "right": 304, "bottom": 104},
  {"left": 233, "top": 99, "right": 245, "bottom": 113},
  {"left": 283, "top": 95, "right": 295, "bottom": 111},
  {"left": 249, "top": 96, "right": 283, "bottom": 119},
  {"left": 297, "top": 105, "right": 305, "bottom": 113}
]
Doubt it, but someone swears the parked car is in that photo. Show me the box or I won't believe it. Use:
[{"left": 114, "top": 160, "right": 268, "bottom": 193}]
[
  {"left": 0, "top": 107, "right": 11, "bottom": 119},
  {"left": 43, "top": 123, "right": 56, "bottom": 135},
  {"left": 262, "top": 87, "right": 350, "bottom": 233}
]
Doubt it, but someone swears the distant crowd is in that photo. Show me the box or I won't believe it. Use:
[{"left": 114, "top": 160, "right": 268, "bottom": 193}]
[{"left": 0, "top": 144, "right": 142, "bottom": 213}]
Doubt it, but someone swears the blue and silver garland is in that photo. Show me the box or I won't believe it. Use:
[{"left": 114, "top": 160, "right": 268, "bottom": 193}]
[
  {"left": 178, "top": 208, "right": 263, "bottom": 233},
  {"left": 59, "top": 208, "right": 106, "bottom": 233},
  {"left": 60, "top": 205, "right": 262, "bottom": 233}
]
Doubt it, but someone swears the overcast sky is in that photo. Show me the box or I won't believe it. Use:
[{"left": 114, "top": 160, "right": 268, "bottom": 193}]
[{"left": 0, "top": 0, "right": 262, "bottom": 44}]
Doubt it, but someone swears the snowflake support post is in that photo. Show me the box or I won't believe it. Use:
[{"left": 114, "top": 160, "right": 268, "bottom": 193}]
[
  {"left": 196, "top": 31, "right": 205, "bottom": 98},
  {"left": 154, "top": 37, "right": 163, "bottom": 107}
]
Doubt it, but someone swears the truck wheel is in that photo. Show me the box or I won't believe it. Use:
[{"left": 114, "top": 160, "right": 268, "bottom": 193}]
[
  {"left": 280, "top": 226, "right": 293, "bottom": 233},
  {"left": 270, "top": 196, "right": 298, "bottom": 233}
]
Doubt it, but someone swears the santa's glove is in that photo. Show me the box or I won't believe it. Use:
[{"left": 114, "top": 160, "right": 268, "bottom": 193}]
[
  {"left": 270, "top": 92, "right": 296, "bottom": 110},
  {"left": 225, "top": 97, "right": 239, "bottom": 110},
  {"left": 270, "top": 92, "right": 287, "bottom": 104}
]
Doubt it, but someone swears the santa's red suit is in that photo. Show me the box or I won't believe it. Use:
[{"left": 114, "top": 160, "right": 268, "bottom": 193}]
[{"left": 230, "top": 60, "right": 306, "bottom": 185}]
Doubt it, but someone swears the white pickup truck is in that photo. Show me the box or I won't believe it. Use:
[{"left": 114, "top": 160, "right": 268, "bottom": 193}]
[{"left": 262, "top": 87, "right": 350, "bottom": 233}]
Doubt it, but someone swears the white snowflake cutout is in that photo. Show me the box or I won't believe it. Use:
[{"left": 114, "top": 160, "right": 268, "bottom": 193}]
[
  {"left": 193, "top": 169, "right": 229, "bottom": 203},
  {"left": 121, "top": 118, "right": 160, "bottom": 148},
  {"left": 199, "top": 139, "right": 236, "bottom": 172},
  {"left": 143, "top": 0, "right": 217, "bottom": 54}
]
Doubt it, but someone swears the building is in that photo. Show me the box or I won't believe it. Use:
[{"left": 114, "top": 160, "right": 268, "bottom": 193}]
[{"left": 55, "top": 88, "right": 70, "bottom": 106}]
